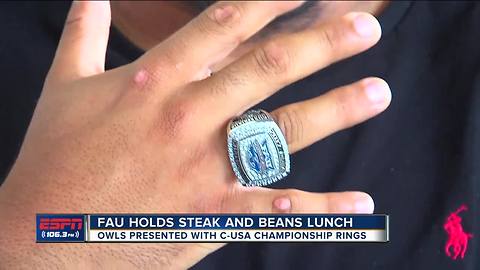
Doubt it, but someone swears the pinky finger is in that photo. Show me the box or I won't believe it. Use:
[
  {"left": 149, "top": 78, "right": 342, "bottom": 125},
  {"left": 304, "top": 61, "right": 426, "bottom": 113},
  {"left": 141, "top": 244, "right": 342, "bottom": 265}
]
[{"left": 230, "top": 187, "right": 375, "bottom": 214}]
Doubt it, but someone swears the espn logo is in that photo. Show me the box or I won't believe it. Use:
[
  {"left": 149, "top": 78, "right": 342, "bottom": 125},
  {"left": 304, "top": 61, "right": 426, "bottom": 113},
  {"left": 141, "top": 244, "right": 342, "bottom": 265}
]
[
  {"left": 39, "top": 218, "right": 83, "bottom": 230},
  {"left": 36, "top": 214, "right": 86, "bottom": 242}
]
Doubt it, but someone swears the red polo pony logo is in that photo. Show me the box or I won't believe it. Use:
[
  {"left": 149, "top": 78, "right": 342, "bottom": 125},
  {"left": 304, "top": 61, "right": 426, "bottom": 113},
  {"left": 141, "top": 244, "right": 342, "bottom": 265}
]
[{"left": 443, "top": 205, "right": 473, "bottom": 260}]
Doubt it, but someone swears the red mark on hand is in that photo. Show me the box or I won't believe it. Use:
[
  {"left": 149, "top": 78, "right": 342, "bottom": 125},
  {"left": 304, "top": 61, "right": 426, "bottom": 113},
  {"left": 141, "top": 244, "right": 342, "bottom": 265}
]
[{"left": 443, "top": 205, "right": 473, "bottom": 260}]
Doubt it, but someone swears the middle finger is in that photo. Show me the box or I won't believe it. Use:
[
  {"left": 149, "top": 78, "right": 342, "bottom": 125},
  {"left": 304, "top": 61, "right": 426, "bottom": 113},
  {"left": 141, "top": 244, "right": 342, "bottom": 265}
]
[{"left": 193, "top": 12, "right": 382, "bottom": 123}]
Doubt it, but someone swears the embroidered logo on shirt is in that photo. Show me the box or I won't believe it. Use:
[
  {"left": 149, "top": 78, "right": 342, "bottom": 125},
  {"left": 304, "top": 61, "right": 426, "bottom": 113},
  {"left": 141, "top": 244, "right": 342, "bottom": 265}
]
[{"left": 443, "top": 205, "right": 473, "bottom": 260}]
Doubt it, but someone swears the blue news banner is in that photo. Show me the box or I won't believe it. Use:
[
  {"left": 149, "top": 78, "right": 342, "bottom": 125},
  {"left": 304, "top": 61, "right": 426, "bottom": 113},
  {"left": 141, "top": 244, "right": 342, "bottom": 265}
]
[{"left": 37, "top": 214, "right": 389, "bottom": 243}]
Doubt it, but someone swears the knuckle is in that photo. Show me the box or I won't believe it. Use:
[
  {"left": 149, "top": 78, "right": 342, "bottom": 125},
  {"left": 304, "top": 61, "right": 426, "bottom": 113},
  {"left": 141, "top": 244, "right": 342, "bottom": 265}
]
[
  {"left": 151, "top": 97, "right": 196, "bottom": 141},
  {"left": 176, "top": 145, "right": 208, "bottom": 179},
  {"left": 284, "top": 189, "right": 302, "bottom": 212},
  {"left": 221, "top": 185, "right": 256, "bottom": 213},
  {"left": 162, "top": 100, "right": 189, "bottom": 138},
  {"left": 61, "top": 16, "right": 88, "bottom": 48},
  {"left": 65, "top": 15, "right": 84, "bottom": 29},
  {"left": 210, "top": 67, "right": 246, "bottom": 96},
  {"left": 227, "top": 186, "right": 255, "bottom": 213},
  {"left": 233, "top": 198, "right": 255, "bottom": 214},
  {"left": 272, "top": 106, "right": 304, "bottom": 148},
  {"left": 201, "top": 4, "right": 244, "bottom": 45},
  {"left": 253, "top": 41, "right": 292, "bottom": 78},
  {"left": 207, "top": 3, "right": 243, "bottom": 28},
  {"left": 131, "top": 59, "right": 173, "bottom": 91},
  {"left": 238, "top": 192, "right": 258, "bottom": 214},
  {"left": 318, "top": 27, "right": 338, "bottom": 52},
  {"left": 323, "top": 194, "right": 335, "bottom": 213},
  {"left": 332, "top": 89, "right": 355, "bottom": 126},
  {"left": 217, "top": 188, "right": 235, "bottom": 213}
]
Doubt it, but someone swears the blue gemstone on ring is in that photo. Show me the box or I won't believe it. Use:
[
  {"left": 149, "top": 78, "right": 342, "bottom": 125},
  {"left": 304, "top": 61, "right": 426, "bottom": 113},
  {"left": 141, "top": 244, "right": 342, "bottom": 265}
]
[{"left": 227, "top": 110, "right": 290, "bottom": 186}]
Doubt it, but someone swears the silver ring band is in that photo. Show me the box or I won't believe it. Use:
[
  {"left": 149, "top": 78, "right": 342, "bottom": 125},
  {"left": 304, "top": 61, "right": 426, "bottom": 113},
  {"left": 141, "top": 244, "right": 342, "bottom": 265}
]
[{"left": 227, "top": 109, "right": 290, "bottom": 186}]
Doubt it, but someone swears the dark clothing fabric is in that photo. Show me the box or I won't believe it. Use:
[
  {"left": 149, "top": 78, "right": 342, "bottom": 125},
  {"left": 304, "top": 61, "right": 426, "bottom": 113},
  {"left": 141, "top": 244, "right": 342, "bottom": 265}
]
[{"left": 0, "top": 1, "right": 478, "bottom": 269}]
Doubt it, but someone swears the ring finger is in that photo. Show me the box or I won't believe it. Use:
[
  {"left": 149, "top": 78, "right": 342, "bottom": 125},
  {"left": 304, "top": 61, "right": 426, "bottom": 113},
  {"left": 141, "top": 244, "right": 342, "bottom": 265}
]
[{"left": 271, "top": 77, "right": 391, "bottom": 153}]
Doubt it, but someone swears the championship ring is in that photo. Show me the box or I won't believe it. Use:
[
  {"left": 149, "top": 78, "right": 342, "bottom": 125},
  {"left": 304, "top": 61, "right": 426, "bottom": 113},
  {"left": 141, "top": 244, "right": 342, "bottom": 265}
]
[{"left": 227, "top": 109, "right": 290, "bottom": 186}]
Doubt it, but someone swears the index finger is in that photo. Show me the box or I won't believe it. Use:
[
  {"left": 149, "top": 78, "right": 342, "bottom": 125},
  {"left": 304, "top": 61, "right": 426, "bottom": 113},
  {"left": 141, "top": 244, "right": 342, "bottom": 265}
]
[{"left": 137, "top": 1, "right": 304, "bottom": 86}]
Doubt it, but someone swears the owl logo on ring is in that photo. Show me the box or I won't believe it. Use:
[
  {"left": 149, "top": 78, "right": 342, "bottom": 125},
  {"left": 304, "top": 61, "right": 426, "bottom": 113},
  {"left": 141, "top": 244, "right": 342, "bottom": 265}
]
[{"left": 247, "top": 139, "right": 275, "bottom": 174}]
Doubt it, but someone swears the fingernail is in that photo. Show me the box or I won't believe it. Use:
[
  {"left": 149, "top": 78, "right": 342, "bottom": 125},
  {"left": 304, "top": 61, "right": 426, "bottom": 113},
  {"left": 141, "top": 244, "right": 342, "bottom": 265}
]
[
  {"left": 273, "top": 197, "right": 291, "bottom": 212},
  {"left": 354, "top": 194, "right": 375, "bottom": 213},
  {"left": 352, "top": 13, "right": 377, "bottom": 37},
  {"left": 214, "top": 6, "right": 235, "bottom": 24},
  {"left": 365, "top": 79, "right": 391, "bottom": 104},
  {"left": 193, "top": 67, "right": 213, "bottom": 81}
]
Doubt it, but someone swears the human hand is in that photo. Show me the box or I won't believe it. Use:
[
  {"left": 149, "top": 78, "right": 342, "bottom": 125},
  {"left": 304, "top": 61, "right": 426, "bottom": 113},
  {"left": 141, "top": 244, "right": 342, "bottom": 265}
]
[{"left": 0, "top": 1, "right": 391, "bottom": 269}]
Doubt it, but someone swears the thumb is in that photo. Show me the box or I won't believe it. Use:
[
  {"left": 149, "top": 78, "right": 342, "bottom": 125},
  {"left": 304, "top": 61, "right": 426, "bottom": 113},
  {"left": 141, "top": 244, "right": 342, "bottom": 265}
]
[{"left": 48, "top": 1, "right": 111, "bottom": 85}]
